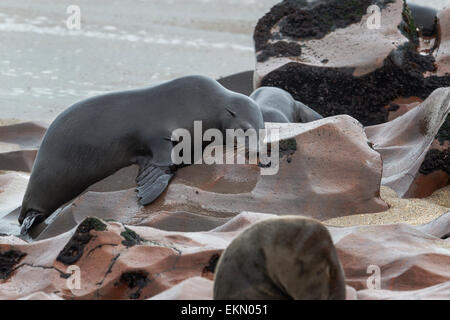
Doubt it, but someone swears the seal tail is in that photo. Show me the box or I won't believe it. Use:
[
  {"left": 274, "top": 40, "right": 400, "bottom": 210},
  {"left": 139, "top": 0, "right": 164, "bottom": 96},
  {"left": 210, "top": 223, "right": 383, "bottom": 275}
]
[{"left": 136, "top": 161, "right": 174, "bottom": 206}]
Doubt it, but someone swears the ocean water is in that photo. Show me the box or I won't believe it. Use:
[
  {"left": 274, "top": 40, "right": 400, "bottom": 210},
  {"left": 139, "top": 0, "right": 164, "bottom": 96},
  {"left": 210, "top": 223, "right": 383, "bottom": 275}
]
[
  {"left": 409, "top": 0, "right": 449, "bottom": 10},
  {"left": 0, "top": 0, "right": 449, "bottom": 121}
]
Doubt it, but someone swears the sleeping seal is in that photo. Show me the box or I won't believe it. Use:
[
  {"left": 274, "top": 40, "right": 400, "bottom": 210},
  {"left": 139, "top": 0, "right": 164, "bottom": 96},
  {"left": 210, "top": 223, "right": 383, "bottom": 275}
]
[
  {"left": 250, "top": 87, "right": 323, "bottom": 123},
  {"left": 19, "top": 75, "right": 264, "bottom": 233},
  {"left": 213, "top": 216, "right": 346, "bottom": 300}
]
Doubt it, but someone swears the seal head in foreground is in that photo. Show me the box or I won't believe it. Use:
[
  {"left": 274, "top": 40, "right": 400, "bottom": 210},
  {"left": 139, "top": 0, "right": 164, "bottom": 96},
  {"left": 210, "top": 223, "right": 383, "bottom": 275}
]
[
  {"left": 213, "top": 216, "right": 346, "bottom": 300},
  {"left": 19, "top": 75, "right": 264, "bottom": 232}
]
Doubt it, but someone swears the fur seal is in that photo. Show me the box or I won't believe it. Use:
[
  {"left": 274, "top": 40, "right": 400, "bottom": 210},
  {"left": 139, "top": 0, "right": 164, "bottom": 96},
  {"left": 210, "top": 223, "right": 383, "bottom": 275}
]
[
  {"left": 19, "top": 75, "right": 264, "bottom": 233},
  {"left": 250, "top": 87, "right": 323, "bottom": 123},
  {"left": 213, "top": 216, "right": 346, "bottom": 300}
]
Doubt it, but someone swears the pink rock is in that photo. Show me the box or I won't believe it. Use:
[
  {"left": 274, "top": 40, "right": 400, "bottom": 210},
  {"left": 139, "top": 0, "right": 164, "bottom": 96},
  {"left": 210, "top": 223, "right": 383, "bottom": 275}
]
[
  {"left": 346, "top": 286, "right": 358, "bottom": 300},
  {"left": 85, "top": 116, "right": 387, "bottom": 221},
  {"left": 149, "top": 277, "right": 213, "bottom": 300},
  {"left": 0, "top": 122, "right": 46, "bottom": 148},
  {"left": 0, "top": 122, "right": 47, "bottom": 172},
  {"left": 357, "top": 282, "right": 450, "bottom": 300},
  {"left": 365, "top": 88, "right": 450, "bottom": 197},
  {"left": 0, "top": 172, "right": 30, "bottom": 236},
  {"left": 329, "top": 218, "right": 450, "bottom": 293},
  {"left": 405, "top": 138, "right": 449, "bottom": 198},
  {"left": 384, "top": 97, "right": 422, "bottom": 121},
  {"left": 0, "top": 215, "right": 256, "bottom": 299},
  {"left": 18, "top": 292, "right": 64, "bottom": 300},
  {"left": 416, "top": 210, "right": 450, "bottom": 239},
  {"left": 435, "top": 8, "right": 450, "bottom": 76},
  {"left": 0, "top": 150, "right": 38, "bottom": 173},
  {"left": 0, "top": 172, "right": 29, "bottom": 218},
  {"left": 31, "top": 115, "right": 386, "bottom": 240},
  {"left": 1, "top": 212, "right": 449, "bottom": 300},
  {"left": 406, "top": 170, "right": 449, "bottom": 198}
]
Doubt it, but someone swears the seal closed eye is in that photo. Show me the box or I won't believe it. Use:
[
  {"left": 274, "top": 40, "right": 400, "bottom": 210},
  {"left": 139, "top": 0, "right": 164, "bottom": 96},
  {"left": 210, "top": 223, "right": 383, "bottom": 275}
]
[{"left": 18, "top": 75, "right": 265, "bottom": 233}]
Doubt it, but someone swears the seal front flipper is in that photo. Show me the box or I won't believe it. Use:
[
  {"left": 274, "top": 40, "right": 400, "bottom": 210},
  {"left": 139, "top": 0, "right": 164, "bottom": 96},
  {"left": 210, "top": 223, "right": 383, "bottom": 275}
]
[
  {"left": 136, "top": 137, "right": 178, "bottom": 205},
  {"left": 136, "top": 162, "right": 174, "bottom": 205},
  {"left": 20, "top": 211, "right": 46, "bottom": 235}
]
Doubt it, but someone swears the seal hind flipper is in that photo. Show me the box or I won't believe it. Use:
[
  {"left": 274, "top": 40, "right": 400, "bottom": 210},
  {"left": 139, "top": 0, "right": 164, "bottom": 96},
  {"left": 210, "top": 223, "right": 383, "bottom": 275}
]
[
  {"left": 136, "top": 162, "right": 174, "bottom": 206},
  {"left": 138, "top": 173, "right": 173, "bottom": 205},
  {"left": 136, "top": 137, "right": 177, "bottom": 205}
]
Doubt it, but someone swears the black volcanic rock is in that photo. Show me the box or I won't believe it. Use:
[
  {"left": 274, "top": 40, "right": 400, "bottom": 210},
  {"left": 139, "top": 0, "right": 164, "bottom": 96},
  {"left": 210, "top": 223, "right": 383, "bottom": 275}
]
[{"left": 253, "top": 0, "right": 450, "bottom": 126}]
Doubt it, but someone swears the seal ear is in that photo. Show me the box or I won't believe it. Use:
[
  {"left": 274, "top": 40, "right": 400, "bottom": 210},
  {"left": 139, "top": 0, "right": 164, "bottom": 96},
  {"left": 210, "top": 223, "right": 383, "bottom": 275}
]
[{"left": 226, "top": 108, "right": 237, "bottom": 118}]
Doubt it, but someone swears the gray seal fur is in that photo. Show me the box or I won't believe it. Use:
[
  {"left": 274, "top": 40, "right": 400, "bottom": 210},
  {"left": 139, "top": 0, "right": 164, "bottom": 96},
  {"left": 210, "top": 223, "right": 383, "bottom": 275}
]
[
  {"left": 19, "top": 75, "right": 264, "bottom": 231},
  {"left": 250, "top": 87, "right": 323, "bottom": 123}
]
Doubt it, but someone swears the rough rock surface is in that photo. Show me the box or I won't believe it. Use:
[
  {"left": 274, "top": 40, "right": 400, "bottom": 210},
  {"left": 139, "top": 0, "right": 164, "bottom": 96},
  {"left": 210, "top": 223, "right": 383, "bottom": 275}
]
[
  {"left": 380, "top": 94, "right": 449, "bottom": 198},
  {"left": 376, "top": 95, "right": 449, "bottom": 199},
  {"left": 435, "top": 7, "right": 450, "bottom": 77},
  {"left": 329, "top": 213, "right": 450, "bottom": 293},
  {"left": 0, "top": 172, "right": 29, "bottom": 219},
  {"left": 0, "top": 211, "right": 448, "bottom": 300},
  {"left": 0, "top": 172, "right": 30, "bottom": 236},
  {"left": 0, "top": 122, "right": 46, "bottom": 172},
  {"left": 357, "top": 282, "right": 450, "bottom": 300},
  {"left": 365, "top": 87, "right": 450, "bottom": 197},
  {"left": 9, "top": 115, "right": 386, "bottom": 240},
  {"left": 149, "top": 277, "right": 213, "bottom": 300},
  {"left": 131, "top": 116, "right": 386, "bottom": 219},
  {"left": 2, "top": 101, "right": 447, "bottom": 241},
  {"left": 0, "top": 215, "right": 252, "bottom": 299},
  {"left": 254, "top": 0, "right": 450, "bottom": 126}
]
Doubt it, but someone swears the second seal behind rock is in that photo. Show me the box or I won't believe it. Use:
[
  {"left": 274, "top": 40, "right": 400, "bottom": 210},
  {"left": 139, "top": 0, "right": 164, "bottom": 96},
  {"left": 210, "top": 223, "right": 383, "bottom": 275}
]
[{"left": 250, "top": 87, "right": 323, "bottom": 123}]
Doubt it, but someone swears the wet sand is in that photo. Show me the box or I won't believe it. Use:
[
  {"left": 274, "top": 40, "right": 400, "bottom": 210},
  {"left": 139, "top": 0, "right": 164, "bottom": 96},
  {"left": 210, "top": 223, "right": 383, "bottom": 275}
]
[{"left": 0, "top": 118, "right": 22, "bottom": 126}]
